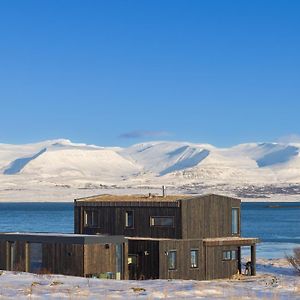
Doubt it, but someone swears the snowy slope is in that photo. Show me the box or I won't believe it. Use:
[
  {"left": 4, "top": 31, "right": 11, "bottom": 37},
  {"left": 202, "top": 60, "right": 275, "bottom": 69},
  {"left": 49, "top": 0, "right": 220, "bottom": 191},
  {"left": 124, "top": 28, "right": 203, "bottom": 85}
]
[
  {"left": 1, "top": 139, "right": 300, "bottom": 198},
  {"left": 1, "top": 140, "right": 141, "bottom": 180}
]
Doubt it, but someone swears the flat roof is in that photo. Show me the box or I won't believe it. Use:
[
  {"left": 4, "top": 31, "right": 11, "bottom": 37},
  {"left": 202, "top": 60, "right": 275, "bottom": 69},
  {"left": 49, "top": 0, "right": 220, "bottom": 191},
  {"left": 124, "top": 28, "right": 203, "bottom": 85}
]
[
  {"left": 0, "top": 232, "right": 127, "bottom": 245},
  {"left": 75, "top": 194, "right": 191, "bottom": 202},
  {"left": 74, "top": 193, "right": 240, "bottom": 206},
  {"left": 203, "top": 237, "right": 260, "bottom": 246}
]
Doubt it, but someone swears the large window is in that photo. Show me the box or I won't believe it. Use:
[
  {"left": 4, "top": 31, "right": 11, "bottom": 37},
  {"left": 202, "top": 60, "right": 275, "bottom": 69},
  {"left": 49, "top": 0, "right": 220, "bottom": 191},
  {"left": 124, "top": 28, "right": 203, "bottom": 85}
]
[
  {"left": 30, "top": 243, "right": 42, "bottom": 273},
  {"left": 168, "top": 251, "right": 177, "bottom": 270},
  {"left": 150, "top": 216, "right": 174, "bottom": 227},
  {"left": 190, "top": 249, "right": 199, "bottom": 268},
  {"left": 125, "top": 211, "right": 134, "bottom": 228},
  {"left": 84, "top": 210, "right": 97, "bottom": 227},
  {"left": 231, "top": 208, "right": 239, "bottom": 234}
]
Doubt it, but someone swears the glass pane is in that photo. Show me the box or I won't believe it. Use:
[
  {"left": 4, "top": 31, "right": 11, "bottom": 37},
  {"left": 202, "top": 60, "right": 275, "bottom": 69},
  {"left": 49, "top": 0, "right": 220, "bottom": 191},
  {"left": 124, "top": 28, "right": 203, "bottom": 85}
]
[
  {"left": 223, "top": 251, "right": 231, "bottom": 260},
  {"left": 125, "top": 211, "right": 134, "bottom": 228},
  {"left": 85, "top": 210, "right": 97, "bottom": 227},
  {"left": 150, "top": 217, "right": 174, "bottom": 227},
  {"left": 168, "top": 251, "right": 176, "bottom": 270},
  {"left": 231, "top": 250, "right": 237, "bottom": 260},
  {"left": 190, "top": 250, "right": 198, "bottom": 268},
  {"left": 30, "top": 243, "right": 43, "bottom": 273},
  {"left": 231, "top": 208, "right": 239, "bottom": 234}
]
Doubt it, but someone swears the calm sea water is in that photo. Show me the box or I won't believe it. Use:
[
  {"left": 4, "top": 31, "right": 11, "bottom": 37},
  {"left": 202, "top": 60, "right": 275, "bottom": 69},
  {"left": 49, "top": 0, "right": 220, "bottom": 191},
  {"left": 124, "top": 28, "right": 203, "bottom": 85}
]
[{"left": 0, "top": 202, "right": 299, "bottom": 259}]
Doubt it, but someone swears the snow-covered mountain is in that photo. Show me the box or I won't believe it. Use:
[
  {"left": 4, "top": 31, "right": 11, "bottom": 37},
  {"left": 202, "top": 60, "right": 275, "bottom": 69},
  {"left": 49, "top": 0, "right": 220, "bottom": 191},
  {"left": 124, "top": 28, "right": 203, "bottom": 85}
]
[{"left": 1, "top": 139, "right": 300, "bottom": 201}]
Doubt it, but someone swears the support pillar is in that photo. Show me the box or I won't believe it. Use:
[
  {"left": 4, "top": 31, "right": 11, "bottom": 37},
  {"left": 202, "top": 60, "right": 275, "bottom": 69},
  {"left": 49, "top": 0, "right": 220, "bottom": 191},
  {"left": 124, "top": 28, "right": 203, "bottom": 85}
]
[
  {"left": 250, "top": 244, "right": 256, "bottom": 276},
  {"left": 237, "top": 247, "right": 242, "bottom": 274}
]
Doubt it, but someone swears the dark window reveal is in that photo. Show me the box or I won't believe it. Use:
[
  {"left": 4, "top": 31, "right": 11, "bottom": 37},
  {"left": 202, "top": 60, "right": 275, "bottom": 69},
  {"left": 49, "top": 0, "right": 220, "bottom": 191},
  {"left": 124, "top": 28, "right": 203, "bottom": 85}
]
[
  {"left": 190, "top": 249, "right": 199, "bottom": 268},
  {"left": 150, "top": 216, "right": 174, "bottom": 227},
  {"left": 125, "top": 211, "right": 134, "bottom": 228},
  {"left": 168, "top": 251, "right": 177, "bottom": 270}
]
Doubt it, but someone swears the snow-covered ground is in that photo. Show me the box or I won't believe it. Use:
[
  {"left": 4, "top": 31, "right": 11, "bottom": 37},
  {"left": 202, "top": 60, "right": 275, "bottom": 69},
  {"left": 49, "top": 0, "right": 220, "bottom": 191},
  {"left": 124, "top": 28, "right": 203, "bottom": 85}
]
[
  {"left": 1, "top": 139, "right": 300, "bottom": 202},
  {"left": 0, "top": 258, "right": 299, "bottom": 299}
]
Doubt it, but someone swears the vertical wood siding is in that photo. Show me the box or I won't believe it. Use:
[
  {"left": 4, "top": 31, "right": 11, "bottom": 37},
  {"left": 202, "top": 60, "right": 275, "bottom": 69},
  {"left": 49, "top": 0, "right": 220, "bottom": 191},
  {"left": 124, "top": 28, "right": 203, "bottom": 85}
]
[{"left": 181, "top": 195, "right": 241, "bottom": 239}]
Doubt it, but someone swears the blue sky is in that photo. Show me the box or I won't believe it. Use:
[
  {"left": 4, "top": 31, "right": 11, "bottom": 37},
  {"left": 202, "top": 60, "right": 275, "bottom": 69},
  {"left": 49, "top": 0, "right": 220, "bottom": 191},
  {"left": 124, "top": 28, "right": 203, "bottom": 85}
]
[{"left": 0, "top": 1, "right": 300, "bottom": 147}]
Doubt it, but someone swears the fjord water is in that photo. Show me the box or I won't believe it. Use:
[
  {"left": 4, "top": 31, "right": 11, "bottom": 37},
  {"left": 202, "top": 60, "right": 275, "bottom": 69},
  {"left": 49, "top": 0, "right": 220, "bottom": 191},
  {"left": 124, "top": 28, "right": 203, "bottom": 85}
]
[{"left": 0, "top": 202, "right": 299, "bottom": 259}]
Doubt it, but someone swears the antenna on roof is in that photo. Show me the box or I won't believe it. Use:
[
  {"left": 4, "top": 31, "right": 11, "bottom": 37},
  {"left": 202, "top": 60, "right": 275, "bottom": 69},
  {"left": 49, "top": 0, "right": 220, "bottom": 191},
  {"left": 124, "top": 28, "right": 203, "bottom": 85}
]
[{"left": 162, "top": 185, "right": 166, "bottom": 197}]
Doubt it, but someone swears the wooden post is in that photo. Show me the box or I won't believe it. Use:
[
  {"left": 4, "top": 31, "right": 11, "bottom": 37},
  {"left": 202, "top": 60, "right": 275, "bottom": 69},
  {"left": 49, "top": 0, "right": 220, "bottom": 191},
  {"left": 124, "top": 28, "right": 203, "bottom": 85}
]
[
  {"left": 6, "top": 241, "right": 10, "bottom": 270},
  {"left": 250, "top": 244, "right": 256, "bottom": 276},
  {"left": 237, "top": 247, "right": 242, "bottom": 274},
  {"left": 25, "top": 243, "right": 30, "bottom": 272}
]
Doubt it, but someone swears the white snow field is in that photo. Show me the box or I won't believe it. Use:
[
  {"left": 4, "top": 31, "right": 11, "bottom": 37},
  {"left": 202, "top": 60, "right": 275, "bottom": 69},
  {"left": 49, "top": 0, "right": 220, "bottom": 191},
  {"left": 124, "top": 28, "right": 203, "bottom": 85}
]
[
  {"left": 1, "top": 139, "right": 300, "bottom": 201},
  {"left": 0, "top": 258, "right": 299, "bottom": 299}
]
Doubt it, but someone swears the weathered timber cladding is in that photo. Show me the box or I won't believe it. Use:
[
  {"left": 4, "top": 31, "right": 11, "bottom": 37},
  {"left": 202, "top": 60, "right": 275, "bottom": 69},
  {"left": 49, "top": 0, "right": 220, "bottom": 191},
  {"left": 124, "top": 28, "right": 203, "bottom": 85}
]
[
  {"left": 42, "top": 243, "right": 84, "bottom": 276},
  {"left": 128, "top": 239, "right": 159, "bottom": 279},
  {"left": 13, "top": 241, "right": 27, "bottom": 271},
  {"left": 76, "top": 204, "right": 182, "bottom": 239},
  {"left": 205, "top": 245, "right": 239, "bottom": 280},
  {"left": 181, "top": 194, "right": 241, "bottom": 239},
  {"left": 0, "top": 241, "right": 6, "bottom": 269},
  {"left": 84, "top": 243, "right": 116, "bottom": 277},
  {"left": 159, "top": 239, "right": 204, "bottom": 280}
]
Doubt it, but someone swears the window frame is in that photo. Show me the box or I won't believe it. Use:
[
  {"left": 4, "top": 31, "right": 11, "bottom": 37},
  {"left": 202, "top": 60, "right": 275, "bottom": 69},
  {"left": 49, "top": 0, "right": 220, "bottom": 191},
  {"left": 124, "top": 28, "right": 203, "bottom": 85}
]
[
  {"left": 190, "top": 249, "right": 199, "bottom": 269},
  {"left": 150, "top": 216, "right": 175, "bottom": 227},
  {"left": 231, "top": 207, "right": 240, "bottom": 235},
  {"left": 84, "top": 209, "right": 98, "bottom": 228},
  {"left": 168, "top": 250, "right": 177, "bottom": 270},
  {"left": 125, "top": 211, "right": 134, "bottom": 229},
  {"left": 222, "top": 250, "right": 238, "bottom": 261}
]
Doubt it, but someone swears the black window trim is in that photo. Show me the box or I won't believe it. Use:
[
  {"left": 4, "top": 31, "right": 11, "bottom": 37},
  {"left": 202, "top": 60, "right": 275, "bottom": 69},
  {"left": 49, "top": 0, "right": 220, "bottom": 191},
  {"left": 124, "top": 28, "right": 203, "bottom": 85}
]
[
  {"left": 231, "top": 207, "right": 240, "bottom": 235},
  {"left": 190, "top": 248, "right": 199, "bottom": 269},
  {"left": 149, "top": 216, "right": 175, "bottom": 227},
  {"left": 222, "top": 250, "right": 238, "bottom": 261},
  {"left": 83, "top": 209, "right": 98, "bottom": 228},
  {"left": 125, "top": 210, "right": 134, "bottom": 229},
  {"left": 168, "top": 250, "right": 177, "bottom": 270}
]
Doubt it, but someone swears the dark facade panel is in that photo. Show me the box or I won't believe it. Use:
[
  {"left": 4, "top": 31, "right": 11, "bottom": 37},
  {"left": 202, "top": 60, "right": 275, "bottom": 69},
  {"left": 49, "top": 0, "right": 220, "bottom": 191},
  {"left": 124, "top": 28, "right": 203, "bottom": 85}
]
[
  {"left": 205, "top": 245, "right": 239, "bottom": 280},
  {"left": 42, "top": 243, "right": 84, "bottom": 276},
  {"left": 158, "top": 239, "right": 205, "bottom": 280},
  {"left": 0, "top": 241, "right": 6, "bottom": 270},
  {"left": 77, "top": 205, "right": 182, "bottom": 239},
  {"left": 83, "top": 242, "right": 128, "bottom": 279},
  {"left": 128, "top": 239, "right": 159, "bottom": 280},
  {"left": 181, "top": 194, "right": 241, "bottom": 239}
]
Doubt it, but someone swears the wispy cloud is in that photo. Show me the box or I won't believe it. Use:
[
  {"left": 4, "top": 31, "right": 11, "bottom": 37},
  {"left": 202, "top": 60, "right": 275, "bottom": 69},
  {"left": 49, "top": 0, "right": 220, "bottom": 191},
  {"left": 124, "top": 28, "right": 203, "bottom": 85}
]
[
  {"left": 276, "top": 134, "right": 300, "bottom": 143},
  {"left": 119, "top": 130, "right": 170, "bottom": 139}
]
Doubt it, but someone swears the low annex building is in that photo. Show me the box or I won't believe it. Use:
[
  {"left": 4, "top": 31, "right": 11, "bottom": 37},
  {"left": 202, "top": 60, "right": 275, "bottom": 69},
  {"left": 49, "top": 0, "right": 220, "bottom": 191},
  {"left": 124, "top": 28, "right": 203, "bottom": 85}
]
[{"left": 0, "top": 233, "right": 127, "bottom": 279}]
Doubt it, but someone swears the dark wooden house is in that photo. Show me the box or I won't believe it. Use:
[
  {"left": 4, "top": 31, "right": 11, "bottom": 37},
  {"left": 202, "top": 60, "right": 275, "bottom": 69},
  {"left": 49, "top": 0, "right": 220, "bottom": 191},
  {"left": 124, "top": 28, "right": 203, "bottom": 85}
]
[
  {"left": 74, "top": 194, "right": 259, "bottom": 280},
  {"left": 0, "top": 233, "right": 127, "bottom": 279}
]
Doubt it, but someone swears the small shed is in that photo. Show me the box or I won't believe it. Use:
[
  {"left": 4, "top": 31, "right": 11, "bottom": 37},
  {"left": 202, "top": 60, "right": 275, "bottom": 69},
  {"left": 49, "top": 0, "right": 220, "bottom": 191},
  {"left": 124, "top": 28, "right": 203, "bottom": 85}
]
[{"left": 0, "top": 232, "right": 128, "bottom": 279}]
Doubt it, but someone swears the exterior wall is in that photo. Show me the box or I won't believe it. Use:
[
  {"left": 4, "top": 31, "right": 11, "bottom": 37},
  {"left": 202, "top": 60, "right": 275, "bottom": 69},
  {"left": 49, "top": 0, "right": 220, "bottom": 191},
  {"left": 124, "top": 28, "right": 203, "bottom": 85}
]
[
  {"left": 42, "top": 243, "right": 84, "bottom": 276},
  {"left": 159, "top": 239, "right": 205, "bottom": 280},
  {"left": 83, "top": 243, "right": 128, "bottom": 279},
  {"left": 75, "top": 204, "right": 182, "bottom": 239},
  {"left": 128, "top": 239, "right": 159, "bottom": 280},
  {"left": 0, "top": 237, "right": 127, "bottom": 279},
  {"left": 181, "top": 195, "right": 241, "bottom": 239},
  {"left": 205, "top": 245, "right": 239, "bottom": 280},
  {"left": 159, "top": 240, "right": 239, "bottom": 280}
]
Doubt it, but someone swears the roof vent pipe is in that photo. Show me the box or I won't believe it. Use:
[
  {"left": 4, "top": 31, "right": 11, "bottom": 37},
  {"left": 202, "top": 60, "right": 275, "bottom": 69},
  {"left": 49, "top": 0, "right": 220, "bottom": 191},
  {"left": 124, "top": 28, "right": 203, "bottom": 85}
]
[{"left": 162, "top": 185, "right": 166, "bottom": 197}]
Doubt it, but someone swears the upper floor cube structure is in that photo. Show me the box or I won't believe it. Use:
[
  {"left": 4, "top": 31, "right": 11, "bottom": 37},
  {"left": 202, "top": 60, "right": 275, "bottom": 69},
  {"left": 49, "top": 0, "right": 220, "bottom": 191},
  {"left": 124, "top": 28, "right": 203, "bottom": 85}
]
[{"left": 74, "top": 194, "right": 241, "bottom": 239}]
